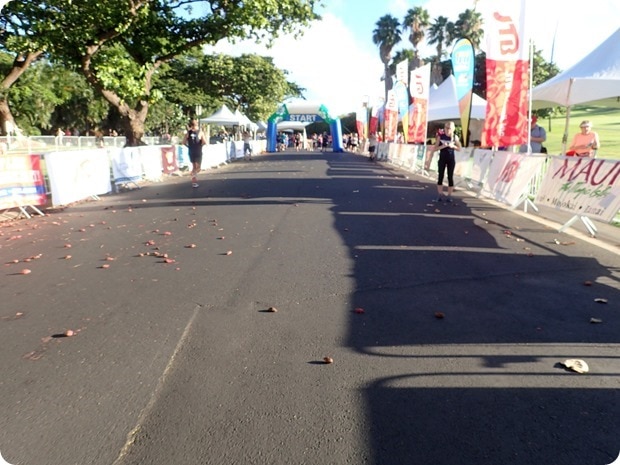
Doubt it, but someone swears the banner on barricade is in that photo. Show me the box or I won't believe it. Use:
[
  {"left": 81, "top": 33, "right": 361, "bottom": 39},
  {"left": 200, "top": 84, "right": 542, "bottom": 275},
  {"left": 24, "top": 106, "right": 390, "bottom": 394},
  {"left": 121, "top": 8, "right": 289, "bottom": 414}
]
[
  {"left": 111, "top": 147, "right": 142, "bottom": 185},
  {"left": 481, "top": 152, "right": 546, "bottom": 207},
  {"left": 536, "top": 157, "right": 620, "bottom": 223},
  {"left": 454, "top": 148, "right": 473, "bottom": 179},
  {"left": 138, "top": 146, "right": 164, "bottom": 181},
  {"left": 46, "top": 149, "right": 112, "bottom": 206},
  {"left": 470, "top": 149, "right": 495, "bottom": 185},
  {"left": 0, "top": 154, "right": 46, "bottom": 209},
  {"left": 161, "top": 146, "right": 178, "bottom": 174}
]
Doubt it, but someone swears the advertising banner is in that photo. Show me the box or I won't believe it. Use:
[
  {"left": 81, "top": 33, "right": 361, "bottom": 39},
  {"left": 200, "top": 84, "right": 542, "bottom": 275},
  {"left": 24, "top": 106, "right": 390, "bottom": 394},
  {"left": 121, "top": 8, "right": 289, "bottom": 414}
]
[
  {"left": 481, "top": 0, "right": 529, "bottom": 148},
  {"left": 480, "top": 152, "right": 546, "bottom": 207},
  {"left": 0, "top": 154, "right": 46, "bottom": 209},
  {"left": 46, "top": 149, "right": 112, "bottom": 206},
  {"left": 384, "top": 90, "right": 398, "bottom": 142},
  {"left": 536, "top": 157, "right": 620, "bottom": 223},
  {"left": 451, "top": 38, "right": 475, "bottom": 147},
  {"left": 408, "top": 63, "right": 431, "bottom": 144}
]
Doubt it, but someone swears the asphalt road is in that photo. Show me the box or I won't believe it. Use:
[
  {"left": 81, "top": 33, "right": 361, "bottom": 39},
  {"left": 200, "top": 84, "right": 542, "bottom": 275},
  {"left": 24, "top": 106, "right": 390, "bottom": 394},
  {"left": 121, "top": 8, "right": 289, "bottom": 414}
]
[{"left": 1, "top": 150, "right": 619, "bottom": 465}]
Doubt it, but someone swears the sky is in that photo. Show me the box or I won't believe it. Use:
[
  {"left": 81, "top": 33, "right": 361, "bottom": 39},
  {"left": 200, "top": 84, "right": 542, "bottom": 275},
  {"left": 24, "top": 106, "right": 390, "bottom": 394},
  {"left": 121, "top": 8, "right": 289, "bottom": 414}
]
[{"left": 207, "top": 0, "right": 620, "bottom": 117}]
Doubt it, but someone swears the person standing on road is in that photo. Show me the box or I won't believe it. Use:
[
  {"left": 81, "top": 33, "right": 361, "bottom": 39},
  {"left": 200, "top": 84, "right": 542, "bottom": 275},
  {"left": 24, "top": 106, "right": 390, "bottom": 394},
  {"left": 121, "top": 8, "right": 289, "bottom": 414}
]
[
  {"left": 243, "top": 130, "right": 253, "bottom": 161},
  {"left": 183, "top": 119, "right": 207, "bottom": 188},
  {"left": 433, "top": 121, "right": 461, "bottom": 202}
]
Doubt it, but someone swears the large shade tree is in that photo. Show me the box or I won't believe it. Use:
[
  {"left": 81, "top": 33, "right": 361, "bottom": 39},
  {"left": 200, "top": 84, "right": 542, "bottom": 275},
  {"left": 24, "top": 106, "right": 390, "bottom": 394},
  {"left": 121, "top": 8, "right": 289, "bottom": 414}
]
[
  {"left": 11, "top": 0, "right": 320, "bottom": 146},
  {"left": 372, "top": 14, "right": 401, "bottom": 102},
  {"left": 0, "top": 3, "right": 46, "bottom": 136}
]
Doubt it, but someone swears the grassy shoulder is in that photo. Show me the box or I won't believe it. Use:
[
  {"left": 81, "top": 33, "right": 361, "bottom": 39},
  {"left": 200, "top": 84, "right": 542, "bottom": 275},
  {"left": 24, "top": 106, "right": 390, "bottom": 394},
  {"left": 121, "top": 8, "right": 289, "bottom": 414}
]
[{"left": 538, "top": 106, "right": 620, "bottom": 159}]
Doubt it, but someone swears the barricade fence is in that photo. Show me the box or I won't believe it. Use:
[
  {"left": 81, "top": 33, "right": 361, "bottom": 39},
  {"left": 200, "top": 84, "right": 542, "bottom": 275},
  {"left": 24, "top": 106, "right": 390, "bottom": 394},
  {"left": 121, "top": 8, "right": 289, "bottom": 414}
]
[
  {"left": 373, "top": 142, "right": 620, "bottom": 232},
  {"left": 1, "top": 139, "right": 267, "bottom": 218}
]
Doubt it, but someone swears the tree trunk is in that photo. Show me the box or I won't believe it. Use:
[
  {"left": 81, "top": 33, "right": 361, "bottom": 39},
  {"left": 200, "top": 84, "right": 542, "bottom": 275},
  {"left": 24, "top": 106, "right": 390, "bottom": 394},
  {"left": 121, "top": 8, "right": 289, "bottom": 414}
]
[
  {"left": 383, "top": 64, "right": 392, "bottom": 102},
  {"left": 0, "top": 51, "right": 44, "bottom": 136},
  {"left": 114, "top": 100, "right": 149, "bottom": 147},
  {"left": 0, "top": 98, "right": 16, "bottom": 136}
]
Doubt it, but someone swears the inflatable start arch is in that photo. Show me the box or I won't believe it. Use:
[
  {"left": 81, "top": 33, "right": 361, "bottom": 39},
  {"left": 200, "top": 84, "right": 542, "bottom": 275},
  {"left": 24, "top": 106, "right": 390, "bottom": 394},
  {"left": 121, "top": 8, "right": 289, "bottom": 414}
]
[{"left": 266, "top": 102, "right": 343, "bottom": 153}]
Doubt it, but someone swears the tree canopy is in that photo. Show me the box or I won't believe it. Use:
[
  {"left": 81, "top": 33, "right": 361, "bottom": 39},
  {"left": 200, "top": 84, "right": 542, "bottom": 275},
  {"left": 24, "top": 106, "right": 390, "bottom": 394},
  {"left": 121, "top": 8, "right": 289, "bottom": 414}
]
[{"left": 1, "top": 0, "right": 321, "bottom": 144}]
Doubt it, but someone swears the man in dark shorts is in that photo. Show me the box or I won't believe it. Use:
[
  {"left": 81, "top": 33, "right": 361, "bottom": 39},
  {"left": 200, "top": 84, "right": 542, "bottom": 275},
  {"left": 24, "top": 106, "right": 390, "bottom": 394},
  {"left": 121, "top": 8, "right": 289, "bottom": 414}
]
[{"left": 182, "top": 119, "right": 207, "bottom": 188}]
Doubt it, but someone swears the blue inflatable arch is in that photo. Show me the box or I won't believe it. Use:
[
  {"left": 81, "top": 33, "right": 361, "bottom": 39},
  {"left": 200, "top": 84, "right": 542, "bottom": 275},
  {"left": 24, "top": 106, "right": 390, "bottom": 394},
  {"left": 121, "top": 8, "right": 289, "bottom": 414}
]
[{"left": 266, "top": 102, "right": 343, "bottom": 153}]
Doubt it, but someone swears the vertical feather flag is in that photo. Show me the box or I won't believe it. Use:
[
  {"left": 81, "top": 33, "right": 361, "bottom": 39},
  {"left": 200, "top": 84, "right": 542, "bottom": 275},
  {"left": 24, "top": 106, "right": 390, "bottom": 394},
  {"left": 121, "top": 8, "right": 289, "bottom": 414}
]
[
  {"left": 481, "top": 0, "right": 529, "bottom": 148},
  {"left": 408, "top": 63, "right": 431, "bottom": 144},
  {"left": 395, "top": 59, "right": 410, "bottom": 143},
  {"left": 384, "top": 90, "right": 398, "bottom": 142},
  {"left": 451, "top": 39, "right": 475, "bottom": 147},
  {"left": 356, "top": 105, "right": 368, "bottom": 139}
]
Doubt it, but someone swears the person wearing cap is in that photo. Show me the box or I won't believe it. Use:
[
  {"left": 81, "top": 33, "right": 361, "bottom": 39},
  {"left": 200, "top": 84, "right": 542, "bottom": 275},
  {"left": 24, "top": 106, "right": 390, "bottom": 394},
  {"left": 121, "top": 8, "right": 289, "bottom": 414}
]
[
  {"left": 568, "top": 120, "right": 600, "bottom": 157},
  {"left": 520, "top": 115, "right": 546, "bottom": 153}
]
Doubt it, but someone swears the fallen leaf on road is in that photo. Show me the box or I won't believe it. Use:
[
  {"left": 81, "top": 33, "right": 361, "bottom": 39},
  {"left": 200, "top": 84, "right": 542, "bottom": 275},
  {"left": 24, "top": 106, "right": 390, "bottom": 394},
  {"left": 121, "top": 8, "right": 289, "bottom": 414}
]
[
  {"left": 20, "top": 269, "right": 31, "bottom": 274},
  {"left": 434, "top": 312, "right": 445, "bottom": 319},
  {"left": 323, "top": 356, "right": 334, "bottom": 364},
  {"left": 594, "top": 298, "right": 608, "bottom": 304},
  {"left": 590, "top": 318, "right": 603, "bottom": 324}
]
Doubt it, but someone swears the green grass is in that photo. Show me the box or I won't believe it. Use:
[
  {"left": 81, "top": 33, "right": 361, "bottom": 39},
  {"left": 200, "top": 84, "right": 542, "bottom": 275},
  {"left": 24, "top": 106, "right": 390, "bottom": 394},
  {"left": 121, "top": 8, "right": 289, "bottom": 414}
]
[{"left": 538, "top": 106, "right": 620, "bottom": 159}]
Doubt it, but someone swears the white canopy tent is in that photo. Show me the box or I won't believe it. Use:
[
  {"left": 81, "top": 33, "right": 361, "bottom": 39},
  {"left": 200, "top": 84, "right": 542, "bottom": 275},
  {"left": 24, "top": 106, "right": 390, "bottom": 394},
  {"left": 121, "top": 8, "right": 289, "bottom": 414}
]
[
  {"left": 428, "top": 75, "right": 487, "bottom": 122},
  {"left": 531, "top": 27, "right": 620, "bottom": 152},
  {"left": 199, "top": 104, "right": 241, "bottom": 126},
  {"left": 531, "top": 27, "right": 620, "bottom": 109}
]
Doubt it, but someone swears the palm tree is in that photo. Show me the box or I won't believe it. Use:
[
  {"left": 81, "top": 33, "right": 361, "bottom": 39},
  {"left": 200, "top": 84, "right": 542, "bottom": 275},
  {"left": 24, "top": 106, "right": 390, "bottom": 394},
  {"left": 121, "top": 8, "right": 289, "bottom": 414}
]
[
  {"left": 402, "top": 6, "right": 430, "bottom": 70},
  {"left": 427, "top": 16, "right": 454, "bottom": 85},
  {"left": 372, "top": 14, "right": 401, "bottom": 101},
  {"left": 454, "top": 9, "right": 484, "bottom": 51}
]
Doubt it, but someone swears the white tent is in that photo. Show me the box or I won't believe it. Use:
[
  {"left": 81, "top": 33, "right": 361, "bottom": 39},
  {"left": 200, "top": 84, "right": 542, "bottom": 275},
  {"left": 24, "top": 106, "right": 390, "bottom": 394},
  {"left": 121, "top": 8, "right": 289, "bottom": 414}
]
[
  {"left": 531, "top": 27, "right": 620, "bottom": 152},
  {"left": 200, "top": 104, "right": 242, "bottom": 126},
  {"left": 428, "top": 75, "right": 487, "bottom": 122},
  {"left": 531, "top": 27, "right": 620, "bottom": 109}
]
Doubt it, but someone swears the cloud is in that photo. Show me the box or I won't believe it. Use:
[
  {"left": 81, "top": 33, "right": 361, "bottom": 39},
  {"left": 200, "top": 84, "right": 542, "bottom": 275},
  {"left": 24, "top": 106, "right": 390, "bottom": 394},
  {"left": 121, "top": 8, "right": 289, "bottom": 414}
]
[{"left": 206, "top": 14, "right": 384, "bottom": 116}]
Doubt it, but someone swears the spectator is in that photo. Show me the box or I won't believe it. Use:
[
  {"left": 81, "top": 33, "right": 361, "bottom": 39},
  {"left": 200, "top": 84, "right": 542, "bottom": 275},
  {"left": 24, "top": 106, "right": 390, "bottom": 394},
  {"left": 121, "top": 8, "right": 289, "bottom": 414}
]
[{"left": 568, "top": 120, "right": 600, "bottom": 157}]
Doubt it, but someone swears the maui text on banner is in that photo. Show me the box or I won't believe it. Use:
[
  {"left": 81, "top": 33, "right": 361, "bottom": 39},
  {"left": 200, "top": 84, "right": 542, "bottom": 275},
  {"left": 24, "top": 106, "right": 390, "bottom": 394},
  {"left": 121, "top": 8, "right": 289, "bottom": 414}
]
[
  {"left": 535, "top": 157, "right": 620, "bottom": 223},
  {"left": 481, "top": 0, "right": 529, "bottom": 148}
]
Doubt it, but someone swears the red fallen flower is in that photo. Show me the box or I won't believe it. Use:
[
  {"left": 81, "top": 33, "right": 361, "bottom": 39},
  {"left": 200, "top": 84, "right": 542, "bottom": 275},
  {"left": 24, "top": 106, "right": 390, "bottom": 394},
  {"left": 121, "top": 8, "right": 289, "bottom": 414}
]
[
  {"left": 354, "top": 307, "right": 365, "bottom": 314},
  {"left": 20, "top": 269, "right": 32, "bottom": 275},
  {"left": 164, "top": 258, "right": 176, "bottom": 264},
  {"left": 163, "top": 231, "right": 172, "bottom": 236}
]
